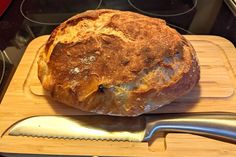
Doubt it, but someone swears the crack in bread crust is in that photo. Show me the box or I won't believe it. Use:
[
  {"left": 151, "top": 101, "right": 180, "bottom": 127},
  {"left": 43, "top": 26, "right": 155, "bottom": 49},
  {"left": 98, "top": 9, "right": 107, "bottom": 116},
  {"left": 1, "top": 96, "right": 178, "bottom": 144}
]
[{"left": 38, "top": 9, "right": 200, "bottom": 116}]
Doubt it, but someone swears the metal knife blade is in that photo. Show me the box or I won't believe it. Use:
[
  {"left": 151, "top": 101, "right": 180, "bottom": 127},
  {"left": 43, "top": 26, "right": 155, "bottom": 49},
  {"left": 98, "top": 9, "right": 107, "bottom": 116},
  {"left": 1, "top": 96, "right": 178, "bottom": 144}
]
[
  {"left": 8, "top": 113, "right": 236, "bottom": 142},
  {"left": 8, "top": 115, "right": 146, "bottom": 141}
]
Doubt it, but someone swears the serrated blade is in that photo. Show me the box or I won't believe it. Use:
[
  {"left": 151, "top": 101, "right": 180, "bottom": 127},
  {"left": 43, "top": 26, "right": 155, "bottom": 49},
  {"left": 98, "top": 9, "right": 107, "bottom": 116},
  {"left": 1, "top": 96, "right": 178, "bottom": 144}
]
[
  {"left": 8, "top": 114, "right": 236, "bottom": 142},
  {"left": 8, "top": 115, "right": 146, "bottom": 142}
]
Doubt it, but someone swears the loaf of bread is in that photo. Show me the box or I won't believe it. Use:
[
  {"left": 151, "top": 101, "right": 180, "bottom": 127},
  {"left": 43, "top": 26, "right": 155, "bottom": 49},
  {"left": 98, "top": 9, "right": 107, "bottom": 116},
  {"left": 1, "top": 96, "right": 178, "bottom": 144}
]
[{"left": 38, "top": 9, "right": 200, "bottom": 116}]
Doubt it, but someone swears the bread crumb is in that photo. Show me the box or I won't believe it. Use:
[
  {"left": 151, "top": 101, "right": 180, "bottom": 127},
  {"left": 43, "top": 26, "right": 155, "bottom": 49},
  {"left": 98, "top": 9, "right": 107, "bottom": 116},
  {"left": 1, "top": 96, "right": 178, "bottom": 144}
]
[
  {"left": 89, "top": 56, "right": 96, "bottom": 62},
  {"left": 70, "top": 67, "right": 80, "bottom": 74},
  {"left": 95, "top": 51, "right": 101, "bottom": 55},
  {"left": 80, "top": 55, "right": 96, "bottom": 64},
  {"left": 83, "top": 76, "right": 88, "bottom": 80},
  {"left": 66, "top": 50, "right": 72, "bottom": 56}
]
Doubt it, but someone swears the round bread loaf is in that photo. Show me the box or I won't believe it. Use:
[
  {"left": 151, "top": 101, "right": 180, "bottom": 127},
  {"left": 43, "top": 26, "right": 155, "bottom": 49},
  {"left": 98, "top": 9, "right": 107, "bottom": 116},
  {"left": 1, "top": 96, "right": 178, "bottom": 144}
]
[{"left": 38, "top": 9, "right": 200, "bottom": 116}]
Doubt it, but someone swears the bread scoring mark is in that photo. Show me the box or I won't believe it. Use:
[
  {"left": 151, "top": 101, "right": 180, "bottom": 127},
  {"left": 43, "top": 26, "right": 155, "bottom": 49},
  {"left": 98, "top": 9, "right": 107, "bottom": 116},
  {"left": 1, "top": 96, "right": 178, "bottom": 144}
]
[{"left": 46, "top": 12, "right": 133, "bottom": 61}]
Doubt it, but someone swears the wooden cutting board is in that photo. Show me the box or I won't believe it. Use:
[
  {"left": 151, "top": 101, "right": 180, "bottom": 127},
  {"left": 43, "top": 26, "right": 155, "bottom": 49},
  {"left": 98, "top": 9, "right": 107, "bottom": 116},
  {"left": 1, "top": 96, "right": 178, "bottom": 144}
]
[{"left": 0, "top": 35, "right": 236, "bottom": 156}]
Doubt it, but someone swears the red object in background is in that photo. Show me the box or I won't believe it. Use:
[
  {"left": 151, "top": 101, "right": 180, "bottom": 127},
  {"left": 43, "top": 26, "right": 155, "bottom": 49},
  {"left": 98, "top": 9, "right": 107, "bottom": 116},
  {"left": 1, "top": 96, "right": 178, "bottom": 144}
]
[{"left": 0, "top": 0, "right": 12, "bottom": 16}]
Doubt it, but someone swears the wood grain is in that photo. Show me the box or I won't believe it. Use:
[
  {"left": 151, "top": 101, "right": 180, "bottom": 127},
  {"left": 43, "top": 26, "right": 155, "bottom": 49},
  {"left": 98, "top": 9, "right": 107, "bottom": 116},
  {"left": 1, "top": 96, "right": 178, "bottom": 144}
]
[{"left": 0, "top": 35, "right": 236, "bottom": 156}]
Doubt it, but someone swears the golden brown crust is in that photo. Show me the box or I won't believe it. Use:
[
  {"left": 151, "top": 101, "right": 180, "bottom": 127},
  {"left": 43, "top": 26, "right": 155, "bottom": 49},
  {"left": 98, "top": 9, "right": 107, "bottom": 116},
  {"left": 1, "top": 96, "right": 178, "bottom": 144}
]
[{"left": 38, "top": 9, "right": 200, "bottom": 116}]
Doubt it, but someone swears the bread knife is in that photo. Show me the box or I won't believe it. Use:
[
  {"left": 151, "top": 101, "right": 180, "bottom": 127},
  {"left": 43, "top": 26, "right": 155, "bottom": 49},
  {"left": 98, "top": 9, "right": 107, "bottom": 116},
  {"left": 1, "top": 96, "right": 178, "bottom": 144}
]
[{"left": 8, "top": 113, "right": 236, "bottom": 142}]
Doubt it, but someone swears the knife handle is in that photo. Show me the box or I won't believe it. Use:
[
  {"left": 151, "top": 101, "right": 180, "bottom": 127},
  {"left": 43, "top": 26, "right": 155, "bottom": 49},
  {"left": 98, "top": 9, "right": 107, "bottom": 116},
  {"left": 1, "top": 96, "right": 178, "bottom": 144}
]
[{"left": 143, "top": 113, "right": 236, "bottom": 142}]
